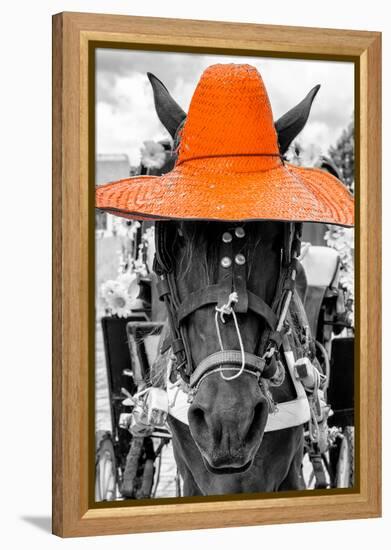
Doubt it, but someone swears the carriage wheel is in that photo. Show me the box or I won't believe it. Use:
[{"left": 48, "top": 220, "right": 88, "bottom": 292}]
[
  {"left": 335, "top": 426, "right": 354, "bottom": 488},
  {"left": 95, "top": 431, "right": 118, "bottom": 502}
]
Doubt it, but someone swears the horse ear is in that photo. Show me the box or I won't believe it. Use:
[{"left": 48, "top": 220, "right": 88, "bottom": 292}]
[
  {"left": 275, "top": 85, "right": 321, "bottom": 155},
  {"left": 318, "top": 155, "right": 342, "bottom": 180},
  {"left": 147, "top": 73, "right": 187, "bottom": 139}
]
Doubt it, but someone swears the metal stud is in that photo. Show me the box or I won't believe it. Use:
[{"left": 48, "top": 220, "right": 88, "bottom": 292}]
[
  {"left": 235, "top": 253, "right": 246, "bottom": 265},
  {"left": 222, "top": 231, "right": 233, "bottom": 243},
  {"left": 235, "top": 227, "right": 245, "bottom": 238},
  {"left": 221, "top": 256, "right": 232, "bottom": 268}
]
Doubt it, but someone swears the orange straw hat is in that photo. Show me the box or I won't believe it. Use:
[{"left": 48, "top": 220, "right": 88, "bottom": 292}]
[{"left": 96, "top": 64, "right": 354, "bottom": 226}]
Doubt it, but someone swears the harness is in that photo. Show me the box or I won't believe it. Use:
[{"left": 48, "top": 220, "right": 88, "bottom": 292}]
[{"left": 153, "top": 220, "right": 304, "bottom": 403}]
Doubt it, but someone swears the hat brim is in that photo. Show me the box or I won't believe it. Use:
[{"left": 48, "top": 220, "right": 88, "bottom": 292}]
[{"left": 95, "top": 162, "right": 354, "bottom": 226}]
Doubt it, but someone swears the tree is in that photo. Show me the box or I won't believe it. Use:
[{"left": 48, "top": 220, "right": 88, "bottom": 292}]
[{"left": 328, "top": 120, "right": 355, "bottom": 193}]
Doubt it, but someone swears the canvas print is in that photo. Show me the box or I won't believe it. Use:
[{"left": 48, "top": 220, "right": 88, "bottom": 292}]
[{"left": 94, "top": 49, "right": 355, "bottom": 501}]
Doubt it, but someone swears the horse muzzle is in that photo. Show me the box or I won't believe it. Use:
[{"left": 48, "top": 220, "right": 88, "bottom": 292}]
[{"left": 187, "top": 367, "right": 269, "bottom": 474}]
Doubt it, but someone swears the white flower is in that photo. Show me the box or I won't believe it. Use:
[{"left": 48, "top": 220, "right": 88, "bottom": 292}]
[
  {"left": 100, "top": 280, "right": 121, "bottom": 304},
  {"left": 127, "top": 221, "right": 141, "bottom": 242},
  {"left": 134, "top": 256, "right": 148, "bottom": 277},
  {"left": 106, "top": 286, "right": 132, "bottom": 318},
  {"left": 140, "top": 141, "right": 166, "bottom": 169},
  {"left": 117, "top": 271, "right": 134, "bottom": 286},
  {"left": 117, "top": 271, "right": 140, "bottom": 301}
]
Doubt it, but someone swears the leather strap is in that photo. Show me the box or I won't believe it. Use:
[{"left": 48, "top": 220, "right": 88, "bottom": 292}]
[
  {"left": 232, "top": 232, "right": 248, "bottom": 312},
  {"left": 176, "top": 285, "right": 221, "bottom": 321},
  {"left": 154, "top": 221, "right": 173, "bottom": 273},
  {"left": 154, "top": 222, "right": 302, "bottom": 385},
  {"left": 171, "top": 338, "right": 185, "bottom": 354},
  {"left": 156, "top": 277, "right": 170, "bottom": 299},
  {"left": 308, "top": 452, "right": 328, "bottom": 489},
  {"left": 176, "top": 286, "right": 277, "bottom": 329},
  {"left": 247, "top": 292, "right": 278, "bottom": 329},
  {"left": 217, "top": 238, "right": 233, "bottom": 309},
  {"left": 190, "top": 350, "right": 265, "bottom": 388}
]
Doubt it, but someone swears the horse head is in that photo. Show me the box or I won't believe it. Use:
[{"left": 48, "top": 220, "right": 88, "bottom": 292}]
[
  {"left": 149, "top": 71, "right": 319, "bottom": 473},
  {"left": 166, "top": 220, "right": 289, "bottom": 473}
]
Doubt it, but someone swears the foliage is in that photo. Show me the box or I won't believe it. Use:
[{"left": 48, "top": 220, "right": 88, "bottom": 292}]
[{"left": 328, "top": 120, "right": 355, "bottom": 193}]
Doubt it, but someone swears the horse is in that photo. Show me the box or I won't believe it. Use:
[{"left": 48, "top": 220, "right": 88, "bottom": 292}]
[{"left": 146, "top": 72, "right": 321, "bottom": 495}]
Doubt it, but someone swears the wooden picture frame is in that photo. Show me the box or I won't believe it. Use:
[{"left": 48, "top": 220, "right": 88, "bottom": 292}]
[{"left": 52, "top": 12, "right": 381, "bottom": 537}]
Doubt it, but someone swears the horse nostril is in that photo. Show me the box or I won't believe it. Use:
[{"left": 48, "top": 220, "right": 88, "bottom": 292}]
[{"left": 189, "top": 406, "right": 207, "bottom": 429}]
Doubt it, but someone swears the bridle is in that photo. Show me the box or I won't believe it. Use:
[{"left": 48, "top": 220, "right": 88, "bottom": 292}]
[{"left": 153, "top": 220, "right": 303, "bottom": 403}]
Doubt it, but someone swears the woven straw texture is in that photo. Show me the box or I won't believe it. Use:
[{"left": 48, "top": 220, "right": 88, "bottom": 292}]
[{"left": 96, "top": 64, "right": 354, "bottom": 226}]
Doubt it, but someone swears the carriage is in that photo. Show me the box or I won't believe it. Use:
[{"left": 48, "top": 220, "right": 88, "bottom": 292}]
[{"left": 95, "top": 232, "right": 181, "bottom": 501}]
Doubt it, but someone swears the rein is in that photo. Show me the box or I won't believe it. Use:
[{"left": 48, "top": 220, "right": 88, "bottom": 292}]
[{"left": 154, "top": 221, "right": 303, "bottom": 403}]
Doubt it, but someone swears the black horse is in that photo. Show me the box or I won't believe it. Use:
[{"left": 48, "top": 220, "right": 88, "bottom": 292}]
[{"left": 148, "top": 72, "right": 320, "bottom": 495}]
